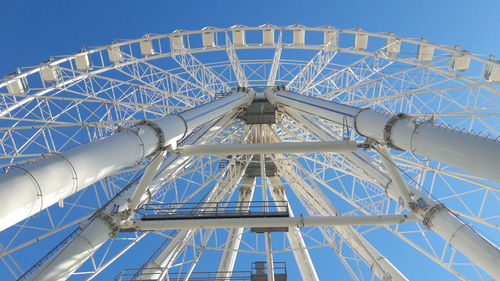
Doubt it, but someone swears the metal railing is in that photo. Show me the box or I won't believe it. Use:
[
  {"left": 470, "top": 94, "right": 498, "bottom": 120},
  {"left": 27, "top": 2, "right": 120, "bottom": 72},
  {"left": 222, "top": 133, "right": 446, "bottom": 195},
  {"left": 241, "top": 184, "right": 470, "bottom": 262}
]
[
  {"left": 251, "top": 261, "right": 287, "bottom": 276},
  {"left": 115, "top": 269, "right": 252, "bottom": 281},
  {"left": 139, "top": 201, "right": 289, "bottom": 220},
  {"left": 114, "top": 262, "right": 287, "bottom": 281}
]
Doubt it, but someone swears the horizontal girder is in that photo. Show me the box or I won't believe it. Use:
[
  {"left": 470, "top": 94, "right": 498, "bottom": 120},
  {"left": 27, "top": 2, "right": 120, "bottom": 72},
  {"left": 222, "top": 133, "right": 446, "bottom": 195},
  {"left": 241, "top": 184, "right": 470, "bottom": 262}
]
[
  {"left": 266, "top": 89, "right": 500, "bottom": 183},
  {"left": 123, "top": 214, "right": 414, "bottom": 231},
  {"left": 175, "top": 140, "right": 358, "bottom": 155}
]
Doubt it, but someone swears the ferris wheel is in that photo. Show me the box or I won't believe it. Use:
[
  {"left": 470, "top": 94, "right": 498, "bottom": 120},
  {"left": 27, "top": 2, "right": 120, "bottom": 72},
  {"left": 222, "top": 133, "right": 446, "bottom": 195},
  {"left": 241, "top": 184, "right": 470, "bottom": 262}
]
[{"left": 0, "top": 24, "right": 499, "bottom": 281}]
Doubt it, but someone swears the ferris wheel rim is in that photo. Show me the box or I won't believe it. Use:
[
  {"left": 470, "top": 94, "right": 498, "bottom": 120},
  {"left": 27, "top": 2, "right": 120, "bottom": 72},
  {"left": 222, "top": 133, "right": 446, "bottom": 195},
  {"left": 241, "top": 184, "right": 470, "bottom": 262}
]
[{"left": 0, "top": 24, "right": 498, "bottom": 281}]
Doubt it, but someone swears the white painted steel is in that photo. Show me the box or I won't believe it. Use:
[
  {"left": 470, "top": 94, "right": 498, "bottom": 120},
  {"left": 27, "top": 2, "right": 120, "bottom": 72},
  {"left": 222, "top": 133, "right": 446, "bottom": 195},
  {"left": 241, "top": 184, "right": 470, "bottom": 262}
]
[
  {"left": 0, "top": 91, "right": 252, "bottom": 231},
  {"left": 127, "top": 151, "right": 167, "bottom": 211},
  {"left": 375, "top": 145, "right": 414, "bottom": 208},
  {"left": 265, "top": 232, "right": 275, "bottom": 281},
  {"left": 276, "top": 156, "right": 409, "bottom": 281},
  {"left": 216, "top": 177, "right": 256, "bottom": 279},
  {"left": 1, "top": 25, "right": 498, "bottom": 281},
  {"left": 427, "top": 208, "right": 500, "bottom": 279},
  {"left": 25, "top": 214, "right": 118, "bottom": 281},
  {"left": 130, "top": 215, "right": 411, "bottom": 231},
  {"left": 268, "top": 90, "right": 500, "bottom": 183},
  {"left": 286, "top": 109, "right": 500, "bottom": 279},
  {"left": 139, "top": 162, "right": 247, "bottom": 279},
  {"left": 27, "top": 119, "right": 242, "bottom": 281},
  {"left": 176, "top": 141, "right": 358, "bottom": 156},
  {"left": 269, "top": 177, "right": 319, "bottom": 281}
]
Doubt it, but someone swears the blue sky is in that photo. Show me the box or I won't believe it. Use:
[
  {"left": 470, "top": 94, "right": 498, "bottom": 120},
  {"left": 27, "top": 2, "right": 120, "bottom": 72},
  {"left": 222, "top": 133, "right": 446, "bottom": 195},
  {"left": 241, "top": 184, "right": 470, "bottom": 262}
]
[
  {"left": 1, "top": 0, "right": 499, "bottom": 77},
  {"left": 0, "top": 1, "right": 499, "bottom": 280}
]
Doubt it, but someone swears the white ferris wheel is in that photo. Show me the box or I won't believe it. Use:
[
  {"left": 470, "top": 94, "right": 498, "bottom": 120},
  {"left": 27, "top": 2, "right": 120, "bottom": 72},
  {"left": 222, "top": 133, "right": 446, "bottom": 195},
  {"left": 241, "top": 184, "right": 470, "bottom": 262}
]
[{"left": 0, "top": 24, "right": 499, "bottom": 281}]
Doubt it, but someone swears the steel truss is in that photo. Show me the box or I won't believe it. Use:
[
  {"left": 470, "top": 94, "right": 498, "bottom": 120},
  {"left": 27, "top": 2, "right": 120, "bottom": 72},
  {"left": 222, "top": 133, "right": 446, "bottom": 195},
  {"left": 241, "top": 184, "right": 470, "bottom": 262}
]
[{"left": 0, "top": 25, "right": 498, "bottom": 281}]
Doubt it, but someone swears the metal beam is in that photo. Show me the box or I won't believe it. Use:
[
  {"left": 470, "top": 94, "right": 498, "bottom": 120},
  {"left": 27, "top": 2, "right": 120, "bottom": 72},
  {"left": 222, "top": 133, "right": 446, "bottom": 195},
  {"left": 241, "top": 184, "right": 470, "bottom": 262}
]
[
  {"left": 284, "top": 108, "right": 500, "bottom": 279},
  {"left": 266, "top": 89, "right": 500, "bottom": 183},
  {"left": 20, "top": 115, "right": 239, "bottom": 281},
  {"left": 287, "top": 38, "right": 338, "bottom": 93},
  {"left": 268, "top": 176, "right": 319, "bottom": 281},
  {"left": 137, "top": 161, "right": 248, "bottom": 279},
  {"left": 216, "top": 177, "right": 256, "bottom": 279},
  {"left": 225, "top": 32, "right": 248, "bottom": 87},
  {"left": 176, "top": 140, "right": 358, "bottom": 155},
  {"left": 0, "top": 91, "right": 254, "bottom": 232},
  {"left": 276, "top": 160, "right": 409, "bottom": 281},
  {"left": 127, "top": 215, "right": 412, "bottom": 231}
]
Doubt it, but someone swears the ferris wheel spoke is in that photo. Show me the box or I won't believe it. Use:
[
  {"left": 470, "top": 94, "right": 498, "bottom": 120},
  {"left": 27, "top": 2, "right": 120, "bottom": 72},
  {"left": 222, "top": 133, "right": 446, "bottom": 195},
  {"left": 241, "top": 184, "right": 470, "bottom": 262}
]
[
  {"left": 291, "top": 157, "right": 481, "bottom": 280},
  {"left": 134, "top": 161, "right": 245, "bottom": 279},
  {"left": 267, "top": 31, "right": 283, "bottom": 87},
  {"left": 277, "top": 158, "right": 405, "bottom": 281},
  {"left": 172, "top": 51, "right": 231, "bottom": 96},
  {"left": 225, "top": 32, "right": 248, "bottom": 87},
  {"left": 112, "top": 63, "right": 208, "bottom": 107},
  {"left": 287, "top": 37, "right": 339, "bottom": 94},
  {"left": 1, "top": 25, "right": 498, "bottom": 281},
  {"left": 114, "top": 51, "right": 216, "bottom": 105},
  {"left": 309, "top": 43, "right": 398, "bottom": 99}
]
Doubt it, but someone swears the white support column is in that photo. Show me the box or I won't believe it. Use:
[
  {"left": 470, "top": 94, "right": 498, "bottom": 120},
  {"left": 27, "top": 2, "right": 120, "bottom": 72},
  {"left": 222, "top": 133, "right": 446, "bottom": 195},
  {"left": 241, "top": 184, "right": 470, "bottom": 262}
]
[
  {"left": 23, "top": 115, "right": 239, "bottom": 281},
  {"left": 137, "top": 162, "right": 248, "bottom": 279},
  {"left": 176, "top": 140, "right": 357, "bottom": 156},
  {"left": 285, "top": 109, "right": 500, "bottom": 279},
  {"left": 259, "top": 152, "right": 275, "bottom": 281},
  {"left": 266, "top": 89, "right": 500, "bottom": 183},
  {"left": 375, "top": 145, "right": 414, "bottom": 209},
  {"left": 265, "top": 232, "right": 275, "bottom": 281},
  {"left": 286, "top": 38, "right": 338, "bottom": 93},
  {"left": 216, "top": 177, "right": 256, "bottom": 279},
  {"left": 130, "top": 215, "right": 411, "bottom": 231},
  {"left": 376, "top": 145, "right": 500, "bottom": 279},
  {"left": 0, "top": 91, "right": 253, "bottom": 231},
  {"left": 138, "top": 229, "right": 195, "bottom": 280},
  {"left": 268, "top": 177, "right": 319, "bottom": 281},
  {"left": 171, "top": 51, "right": 231, "bottom": 96},
  {"left": 276, "top": 165, "right": 409, "bottom": 281},
  {"left": 128, "top": 151, "right": 167, "bottom": 211},
  {"left": 225, "top": 32, "right": 248, "bottom": 87},
  {"left": 24, "top": 205, "right": 123, "bottom": 281},
  {"left": 267, "top": 30, "right": 282, "bottom": 87}
]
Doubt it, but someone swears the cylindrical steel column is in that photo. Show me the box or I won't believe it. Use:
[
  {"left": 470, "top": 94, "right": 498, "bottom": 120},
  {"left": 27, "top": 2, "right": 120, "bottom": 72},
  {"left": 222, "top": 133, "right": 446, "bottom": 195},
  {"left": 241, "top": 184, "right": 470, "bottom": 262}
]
[
  {"left": 0, "top": 91, "right": 253, "bottom": 231},
  {"left": 284, "top": 109, "right": 500, "bottom": 279},
  {"left": 216, "top": 177, "right": 255, "bottom": 278},
  {"left": 278, "top": 165, "right": 409, "bottom": 281},
  {"left": 266, "top": 90, "right": 500, "bottom": 183},
  {"left": 424, "top": 205, "right": 500, "bottom": 279},
  {"left": 269, "top": 177, "right": 319, "bottom": 281}
]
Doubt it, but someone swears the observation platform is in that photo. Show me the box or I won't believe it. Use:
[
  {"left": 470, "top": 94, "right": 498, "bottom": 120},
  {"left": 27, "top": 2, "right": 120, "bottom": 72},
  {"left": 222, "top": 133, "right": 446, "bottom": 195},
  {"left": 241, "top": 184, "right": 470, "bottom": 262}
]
[
  {"left": 113, "top": 262, "right": 287, "bottom": 281},
  {"left": 114, "top": 269, "right": 252, "bottom": 281},
  {"left": 139, "top": 201, "right": 289, "bottom": 221}
]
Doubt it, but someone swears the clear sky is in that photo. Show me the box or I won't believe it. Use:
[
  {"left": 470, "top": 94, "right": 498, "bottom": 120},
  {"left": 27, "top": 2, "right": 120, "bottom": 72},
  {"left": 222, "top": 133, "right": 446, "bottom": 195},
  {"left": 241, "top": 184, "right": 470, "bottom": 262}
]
[
  {"left": 0, "top": 1, "right": 499, "bottom": 280},
  {"left": 0, "top": 0, "right": 499, "bottom": 77}
]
